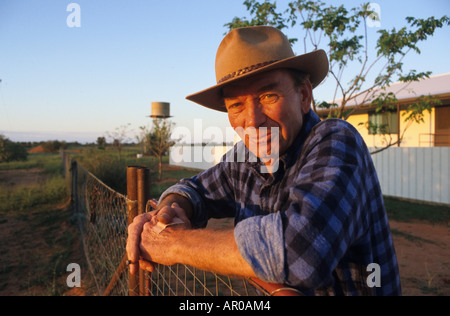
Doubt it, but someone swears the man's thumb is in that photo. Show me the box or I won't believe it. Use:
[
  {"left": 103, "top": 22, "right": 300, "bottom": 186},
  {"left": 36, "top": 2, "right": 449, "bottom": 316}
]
[{"left": 171, "top": 202, "right": 180, "bottom": 209}]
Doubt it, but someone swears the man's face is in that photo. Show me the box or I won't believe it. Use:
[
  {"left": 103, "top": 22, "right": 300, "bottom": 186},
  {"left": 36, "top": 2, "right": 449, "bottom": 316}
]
[{"left": 222, "top": 69, "right": 312, "bottom": 159}]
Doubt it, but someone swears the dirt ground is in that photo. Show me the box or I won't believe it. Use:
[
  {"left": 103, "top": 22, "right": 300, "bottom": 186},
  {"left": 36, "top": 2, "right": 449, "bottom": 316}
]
[
  {"left": 0, "top": 168, "right": 47, "bottom": 187},
  {"left": 0, "top": 168, "right": 449, "bottom": 296},
  {"left": 389, "top": 221, "right": 449, "bottom": 295}
]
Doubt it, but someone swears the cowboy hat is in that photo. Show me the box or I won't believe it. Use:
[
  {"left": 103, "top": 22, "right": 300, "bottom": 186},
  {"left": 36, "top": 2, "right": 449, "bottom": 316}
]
[{"left": 186, "top": 26, "right": 329, "bottom": 112}]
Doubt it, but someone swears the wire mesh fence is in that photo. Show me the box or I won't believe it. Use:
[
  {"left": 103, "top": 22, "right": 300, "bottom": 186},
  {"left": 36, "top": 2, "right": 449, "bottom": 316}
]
[
  {"left": 146, "top": 264, "right": 267, "bottom": 296},
  {"left": 71, "top": 160, "right": 129, "bottom": 296},
  {"left": 63, "top": 154, "right": 275, "bottom": 296}
]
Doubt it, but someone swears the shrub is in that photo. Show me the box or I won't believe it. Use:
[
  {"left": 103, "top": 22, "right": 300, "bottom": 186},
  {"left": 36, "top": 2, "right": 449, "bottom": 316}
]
[
  {"left": 0, "top": 135, "right": 28, "bottom": 163},
  {"left": 77, "top": 149, "right": 128, "bottom": 194}
]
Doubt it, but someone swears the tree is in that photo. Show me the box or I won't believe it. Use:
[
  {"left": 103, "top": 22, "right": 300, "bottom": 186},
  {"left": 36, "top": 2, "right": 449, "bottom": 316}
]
[
  {"left": 96, "top": 136, "right": 107, "bottom": 149},
  {"left": 41, "top": 140, "right": 67, "bottom": 153},
  {"left": 136, "top": 126, "right": 150, "bottom": 155},
  {"left": 146, "top": 119, "right": 177, "bottom": 181},
  {"left": 106, "top": 123, "right": 132, "bottom": 161},
  {"left": 225, "top": 0, "right": 449, "bottom": 153},
  {"left": 0, "top": 135, "right": 28, "bottom": 162}
]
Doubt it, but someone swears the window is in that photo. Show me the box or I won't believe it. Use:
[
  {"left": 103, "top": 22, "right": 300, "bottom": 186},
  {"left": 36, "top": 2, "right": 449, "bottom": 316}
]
[
  {"left": 435, "top": 105, "right": 450, "bottom": 146},
  {"left": 368, "top": 111, "right": 398, "bottom": 135}
]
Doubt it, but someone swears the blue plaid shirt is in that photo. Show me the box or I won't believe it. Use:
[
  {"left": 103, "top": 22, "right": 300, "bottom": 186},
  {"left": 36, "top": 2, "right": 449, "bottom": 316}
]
[{"left": 160, "top": 111, "right": 401, "bottom": 296}]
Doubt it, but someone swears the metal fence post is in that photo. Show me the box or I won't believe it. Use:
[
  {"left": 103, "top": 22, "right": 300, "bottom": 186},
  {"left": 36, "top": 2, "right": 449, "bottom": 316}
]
[
  {"left": 71, "top": 160, "right": 78, "bottom": 213},
  {"left": 137, "top": 167, "right": 150, "bottom": 296},
  {"left": 127, "top": 166, "right": 139, "bottom": 296}
]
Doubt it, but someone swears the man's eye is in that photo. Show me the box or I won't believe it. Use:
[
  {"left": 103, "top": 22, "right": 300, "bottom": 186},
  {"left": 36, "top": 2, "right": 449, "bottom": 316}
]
[
  {"left": 260, "top": 94, "right": 279, "bottom": 104},
  {"left": 227, "top": 102, "right": 243, "bottom": 110}
]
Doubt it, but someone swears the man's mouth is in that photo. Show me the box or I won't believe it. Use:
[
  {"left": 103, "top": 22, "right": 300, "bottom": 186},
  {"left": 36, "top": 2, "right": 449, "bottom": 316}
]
[{"left": 238, "top": 127, "right": 280, "bottom": 158}]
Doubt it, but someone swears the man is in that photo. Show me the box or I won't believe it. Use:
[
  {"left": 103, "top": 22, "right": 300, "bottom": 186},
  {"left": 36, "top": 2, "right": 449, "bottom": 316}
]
[{"left": 127, "top": 26, "right": 401, "bottom": 295}]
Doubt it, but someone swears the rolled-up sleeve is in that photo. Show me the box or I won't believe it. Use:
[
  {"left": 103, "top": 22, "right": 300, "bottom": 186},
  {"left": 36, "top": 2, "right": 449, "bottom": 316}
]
[
  {"left": 234, "top": 212, "right": 286, "bottom": 284},
  {"left": 158, "top": 183, "right": 208, "bottom": 227}
]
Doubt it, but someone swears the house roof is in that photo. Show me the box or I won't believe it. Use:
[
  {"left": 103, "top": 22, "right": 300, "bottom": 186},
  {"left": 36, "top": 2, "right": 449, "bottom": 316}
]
[
  {"left": 316, "top": 73, "right": 450, "bottom": 118},
  {"left": 330, "top": 72, "right": 450, "bottom": 107}
]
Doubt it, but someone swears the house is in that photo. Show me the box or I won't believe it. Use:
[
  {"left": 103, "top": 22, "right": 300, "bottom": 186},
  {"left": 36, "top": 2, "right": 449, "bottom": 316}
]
[{"left": 315, "top": 73, "right": 450, "bottom": 148}]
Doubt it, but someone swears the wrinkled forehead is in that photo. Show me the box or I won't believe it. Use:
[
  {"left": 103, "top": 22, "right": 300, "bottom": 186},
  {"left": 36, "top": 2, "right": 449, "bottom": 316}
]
[{"left": 221, "top": 68, "right": 294, "bottom": 99}]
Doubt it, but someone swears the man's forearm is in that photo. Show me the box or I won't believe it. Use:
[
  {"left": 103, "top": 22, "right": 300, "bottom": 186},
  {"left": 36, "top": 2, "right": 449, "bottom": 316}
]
[
  {"left": 147, "top": 193, "right": 256, "bottom": 278},
  {"left": 171, "top": 228, "right": 257, "bottom": 279},
  {"left": 141, "top": 223, "right": 256, "bottom": 279}
]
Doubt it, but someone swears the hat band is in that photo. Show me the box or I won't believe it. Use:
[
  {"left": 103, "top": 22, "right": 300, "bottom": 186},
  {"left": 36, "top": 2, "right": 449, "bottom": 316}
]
[{"left": 217, "top": 59, "right": 279, "bottom": 84}]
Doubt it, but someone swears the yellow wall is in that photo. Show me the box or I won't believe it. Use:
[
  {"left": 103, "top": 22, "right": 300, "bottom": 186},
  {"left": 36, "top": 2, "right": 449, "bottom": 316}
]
[{"left": 345, "top": 108, "right": 435, "bottom": 148}]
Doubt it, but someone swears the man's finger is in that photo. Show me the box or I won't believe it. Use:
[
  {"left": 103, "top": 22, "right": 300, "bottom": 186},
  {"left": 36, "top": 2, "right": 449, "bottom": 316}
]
[
  {"left": 170, "top": 202, "right": 192, "bottom": 228},
  {"left": 126, "top": 213, "right": 151, "bottom": 274},
  {"left": 157, "top": 205, "right": 176, "bottom": 224},
  {"left": 139, "top": 259, "right": 156, "bottom": 273},
  {"left": 128, "top": 261, "right": 140, "bottom": 275}
]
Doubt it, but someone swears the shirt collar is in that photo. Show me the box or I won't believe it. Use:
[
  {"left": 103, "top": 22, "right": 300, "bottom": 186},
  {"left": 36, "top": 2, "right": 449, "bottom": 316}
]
[
  {"left": 245, "top": 110, "right": 321, "bottom": 176},
  {"left": 280, "top": 110, "right": 321, "bottom": 170}
]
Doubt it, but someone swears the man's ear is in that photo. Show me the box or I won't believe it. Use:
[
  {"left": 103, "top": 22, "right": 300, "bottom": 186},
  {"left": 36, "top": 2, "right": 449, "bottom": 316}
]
[{"left": 299, "top": 80, "right": 313, "bottom": 114}]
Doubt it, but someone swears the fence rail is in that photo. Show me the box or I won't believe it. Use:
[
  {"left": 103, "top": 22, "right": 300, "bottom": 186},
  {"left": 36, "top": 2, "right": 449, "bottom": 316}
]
[
  {"left": 419, "top": 133, "right": 450, "bottom": 147},
  {"left": 62, "top": 153, "right": 298, "bottom": 296}
]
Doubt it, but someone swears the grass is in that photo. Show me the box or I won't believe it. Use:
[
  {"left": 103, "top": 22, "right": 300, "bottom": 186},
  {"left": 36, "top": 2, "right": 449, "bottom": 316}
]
[
  {"left": 0, "top": 153, "right": 78, "bottom": 295},
  {"left": 0, "top": 153, "right": 63, "bottom": 176},
  {"left": 384, "top": 196, "right": 450, "bottom": 225},
  {"left": 0, "top": 176, "right": 67, "bottom": 214}
]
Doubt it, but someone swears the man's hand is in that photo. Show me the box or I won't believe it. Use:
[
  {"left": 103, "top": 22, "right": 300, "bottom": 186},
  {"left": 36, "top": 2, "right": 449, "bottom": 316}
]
[
  {"left": 126, "top": 202, "right": 191, "bottom": 275},
  {"left": 126, "top": 211, "right": 154, "bottom": 275}
]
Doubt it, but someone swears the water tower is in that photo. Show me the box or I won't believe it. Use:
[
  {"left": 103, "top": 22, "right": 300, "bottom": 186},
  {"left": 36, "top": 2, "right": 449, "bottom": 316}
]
[{"left": 149, "top": 102, "right": 171, "bottom": 119}]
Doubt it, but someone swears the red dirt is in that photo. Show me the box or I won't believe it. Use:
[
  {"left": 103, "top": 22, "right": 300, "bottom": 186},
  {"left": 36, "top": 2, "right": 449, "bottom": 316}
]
[
  {"left": 29, "top": 145, "right": 46, "bottom": 153},
  {"left": 389, "top": 221, "right": 449, "bottom": 296}
]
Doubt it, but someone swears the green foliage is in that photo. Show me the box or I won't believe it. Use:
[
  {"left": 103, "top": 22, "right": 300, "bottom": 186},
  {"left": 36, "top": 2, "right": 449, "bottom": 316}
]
[
  {"left": 402, "top": 95, "right": 439, "bottom": 125},
  {"left": 97, "top": 136, "right": 107, "bottom": 148},
  {"left": 147, "top": 119, "right": 176, "bottom": 156},
  {"left": 225, "top": 1, "right": 287, "bottom": 31},
  {"left": 0, "top": 135, "right": 28, "bottom": 163},
  {"left": 378, "top": 16, "right": 450, "bottom": 58},
  {"left": 77, "top": 149, "right": 129, "bottom": 194},
  {"left": 143, "top": 119, "right": 178, "bottom": 181},
  {"left": 41, "top": 140, "right": 67, "bottom": 153},
  {"left": 371, "top": 92, "right": 398, "bottom": 113}
]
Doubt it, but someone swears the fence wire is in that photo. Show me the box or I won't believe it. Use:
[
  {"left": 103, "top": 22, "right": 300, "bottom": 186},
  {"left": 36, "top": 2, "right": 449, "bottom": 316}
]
[
  {"left": 146, "top": 264, "right": 267, "bottom": 296},
  {"left": 67, "top": 157, "right": 270, "bottom": 296},
  {"left": 73, "top": 161, "right": 129, "bottom": 296}
]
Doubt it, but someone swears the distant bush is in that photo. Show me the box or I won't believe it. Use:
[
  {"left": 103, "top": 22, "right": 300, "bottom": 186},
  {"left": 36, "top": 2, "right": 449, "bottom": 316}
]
[
  {"left": 41, "top": 140, "right": 68, "bottom": 153},
  {"left": 77, "top": 149, "right": 128, "bottom": 194},
  {"left": 0, "top": 135, "right": 28, "bottom": 162}
]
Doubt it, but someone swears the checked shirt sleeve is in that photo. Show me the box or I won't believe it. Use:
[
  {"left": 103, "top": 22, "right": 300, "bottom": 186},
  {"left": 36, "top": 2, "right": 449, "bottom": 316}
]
[{"left": 159, "top": 158, "right": 237, "bottom": 228}]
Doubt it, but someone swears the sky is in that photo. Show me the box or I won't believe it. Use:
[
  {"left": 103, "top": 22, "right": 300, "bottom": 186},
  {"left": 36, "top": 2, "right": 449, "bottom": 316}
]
[{"left": 0, "top": 0, "right": 449, "bottom": 143}]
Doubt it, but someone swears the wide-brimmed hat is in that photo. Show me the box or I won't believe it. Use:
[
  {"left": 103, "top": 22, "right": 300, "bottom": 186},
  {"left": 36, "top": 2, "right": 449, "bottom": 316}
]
[{"left": 186, "top": 26, "right": 329, "bottom": 112}]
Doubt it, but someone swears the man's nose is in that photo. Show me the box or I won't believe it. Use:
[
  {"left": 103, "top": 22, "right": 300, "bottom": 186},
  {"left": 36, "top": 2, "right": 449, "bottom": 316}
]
[{"left": 245, "top": 99, "right": 267, "bottom": 128}]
